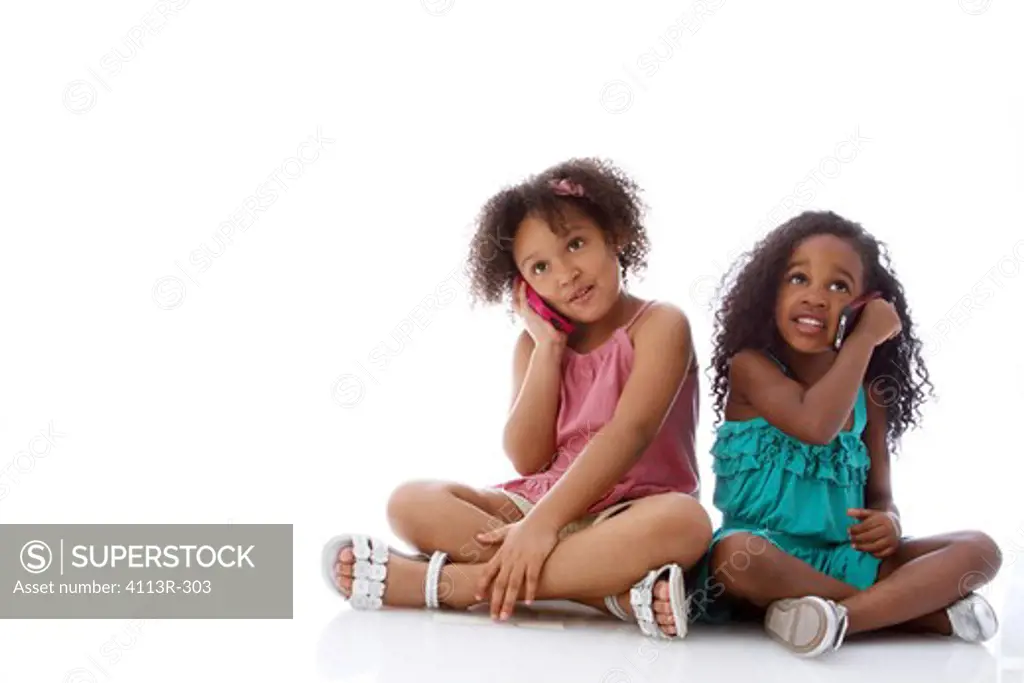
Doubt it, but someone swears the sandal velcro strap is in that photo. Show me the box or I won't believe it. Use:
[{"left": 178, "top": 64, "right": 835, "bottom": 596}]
[
  {"left": 630, "top": 571, "right": 660, "bottom": 637},
  {"left": 353, "top": 559, "right": 386, "bottom": 581},
  {"left": 350, "top": 536, "right": 390, "bottom": 610},
  {"left": 350, "top": 577, "right": 384, "bottom": 610},
  {"left": 624, "top": 563, "right": 689, "bottom": 640}
]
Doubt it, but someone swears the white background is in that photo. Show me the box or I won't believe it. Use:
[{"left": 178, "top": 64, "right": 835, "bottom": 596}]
[{"left": 1, "top": 1, "right": 1022, "bottom": 681}]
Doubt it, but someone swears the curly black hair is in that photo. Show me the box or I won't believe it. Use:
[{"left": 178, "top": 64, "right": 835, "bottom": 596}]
[
  {"left": 708, "top": 210, "right": 934, "bottom": 451},
  {"left": 465, "top": 157, "right": 650, "bottom": 305}
]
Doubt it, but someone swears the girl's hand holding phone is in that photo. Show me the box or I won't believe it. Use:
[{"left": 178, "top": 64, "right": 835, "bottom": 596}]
[
  {"left": 513, "top": 278, "right": 568, "bottom": 349},
  {"left": 852, "top": 298, "right": 902, "bottom": 347}
]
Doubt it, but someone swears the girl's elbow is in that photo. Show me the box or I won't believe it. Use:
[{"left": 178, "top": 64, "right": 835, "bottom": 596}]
[
  {"left": 510, "top": 454, "right": 546, "bottom": 477},
  {"left": 501, "top": 428, "right": 514, "bottom": 457},
  {"left": 513, "top": 462, "right": 541, "bottom": 477},
  {"left": 803, "top": 431, "right": 835, "bottom": 447},
  {"left": 801, "top": 418, "right": 839, "bottom": 446},
  {"left": 502, "top": 428, "right": 527, "bottom": 462},
  {"left": 502, "top": 439, "right": 547, "bottom": 476}
]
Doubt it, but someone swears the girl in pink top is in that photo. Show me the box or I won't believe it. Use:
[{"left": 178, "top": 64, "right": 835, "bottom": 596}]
[
  {"left": 493, "top": 297, "right": 701, "bottom": 516},
  {"left": 323, "top": 158, "right": 712, "bottom": 640}
]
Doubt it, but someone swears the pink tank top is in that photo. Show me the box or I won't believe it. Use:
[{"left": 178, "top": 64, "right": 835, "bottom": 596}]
[{"left": 495, "top": 300, "right": 700, "bottom": 514}]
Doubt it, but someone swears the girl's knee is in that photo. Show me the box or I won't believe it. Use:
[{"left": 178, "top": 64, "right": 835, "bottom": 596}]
[
  {"left": 646, "top": 493, "right": 713, "bottom": 561},
  {"left": 711, "top": 533, "right": 777, "bottom": 602},
  {"left": 386, "top": 480, "right": 447, "bottom": 531},
  {"left": 961, "top": 530, "right": 1002, "bottom": 575}
]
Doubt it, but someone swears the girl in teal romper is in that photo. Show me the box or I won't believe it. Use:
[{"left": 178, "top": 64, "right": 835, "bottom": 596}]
[{"left": 689, "top": 211, "right": 1003, "bottom": 657}]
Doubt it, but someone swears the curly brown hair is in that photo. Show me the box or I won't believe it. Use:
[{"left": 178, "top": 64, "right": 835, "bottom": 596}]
[
  {"left": 709, "top": 210, "right": 934, "bottom": 451},
  {"left": 465, "top": 157, "right": 650, "bottom": 305}
]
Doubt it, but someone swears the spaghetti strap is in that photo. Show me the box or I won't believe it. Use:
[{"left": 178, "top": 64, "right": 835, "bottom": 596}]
[
  {"left": 763, "top": 349, "right": 795, "bottom": 379},
  {"left": 624, "top": 300, "right": 656, "bottom": 331}
]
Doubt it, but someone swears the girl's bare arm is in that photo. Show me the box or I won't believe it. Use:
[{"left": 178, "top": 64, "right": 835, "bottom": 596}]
[
  {"left": 729, "top": 336, "right": 876, "bottom": 445},
  {"left": 502, "top": 331, "right": 563, "bottom": 476},
  {"left": 862, "top": 382, "right": 899, "bottom": 518}
]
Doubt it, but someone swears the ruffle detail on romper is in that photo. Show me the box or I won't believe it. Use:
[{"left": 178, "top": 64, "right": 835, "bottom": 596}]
[{"left": 710, "top": 418, "right": 870, "bottom": 487}]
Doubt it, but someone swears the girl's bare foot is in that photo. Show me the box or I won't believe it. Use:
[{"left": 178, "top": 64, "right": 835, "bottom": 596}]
[{"left": 334, "top": 547, "right": 479, "bottom": 609}]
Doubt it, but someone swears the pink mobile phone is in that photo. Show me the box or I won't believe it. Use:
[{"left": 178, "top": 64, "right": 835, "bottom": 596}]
[{"left": 515, "top": 276, "right": 576, "bottom": 334}]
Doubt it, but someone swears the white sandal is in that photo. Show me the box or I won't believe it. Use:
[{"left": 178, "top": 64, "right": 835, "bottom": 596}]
[
  {"left": 322, "top": 534, "right": 450, "bottom": 610},
  {"left": 603, "top": 563, "right": 690, "bottom": 639}
]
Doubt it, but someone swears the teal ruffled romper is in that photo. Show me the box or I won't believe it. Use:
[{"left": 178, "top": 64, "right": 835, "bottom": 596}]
[{"left": 690, "top": 383, "right": 881, "bottom": 624}]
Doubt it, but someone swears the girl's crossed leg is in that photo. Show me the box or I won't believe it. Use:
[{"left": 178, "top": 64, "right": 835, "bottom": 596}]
[
  {"left": 333, "top": 480, "right": 713, "bottom": 636},
  {"left": 386, "top": 480, "right": 527, "bottom": 564},
  {"left": 707, "top": 530, "right": 1002, "bottom": 638}
]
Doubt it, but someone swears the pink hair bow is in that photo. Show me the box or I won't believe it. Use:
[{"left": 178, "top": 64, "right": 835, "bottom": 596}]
[{"left": 549, "top": 178, "right": 585, "bottom": 197}]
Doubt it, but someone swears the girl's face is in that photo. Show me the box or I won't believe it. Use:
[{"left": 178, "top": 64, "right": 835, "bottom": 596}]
[
  {"left": 512, "top": 204, "right": 621, "bottom": 324},
  {"left": 774, "top": 234, "right": 866, "bottom": 354}
]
